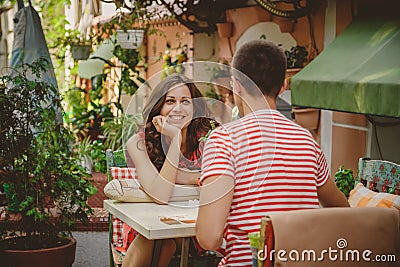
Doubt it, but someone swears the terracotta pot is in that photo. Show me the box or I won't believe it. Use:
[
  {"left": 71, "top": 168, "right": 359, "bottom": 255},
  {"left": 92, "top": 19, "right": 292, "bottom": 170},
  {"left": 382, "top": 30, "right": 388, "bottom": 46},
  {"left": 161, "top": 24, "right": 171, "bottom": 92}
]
[
  {"left": 292, "top": 108, "right": 320, "bottom": 130},
  {"left": 116, "top": 29, "right": 145, "bottom": 49},
  {"left": 286, "top": 68, "right": 302, "bottom": 79},
  {"left": 0, "top": 237, "right": 76, "bottom": 267},
  {"left": 216, "top": 22, "right": 233, "bottom": 38},
  {"left": 285, "top": 68, "right": 302, "bottom": 90}
]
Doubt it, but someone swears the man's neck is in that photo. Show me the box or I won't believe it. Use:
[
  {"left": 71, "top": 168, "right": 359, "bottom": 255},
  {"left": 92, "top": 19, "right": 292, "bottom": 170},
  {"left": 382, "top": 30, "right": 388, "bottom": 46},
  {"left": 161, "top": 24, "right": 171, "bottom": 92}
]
[{"left": 242, "top": 94, "right": 277, "bottom": 116}]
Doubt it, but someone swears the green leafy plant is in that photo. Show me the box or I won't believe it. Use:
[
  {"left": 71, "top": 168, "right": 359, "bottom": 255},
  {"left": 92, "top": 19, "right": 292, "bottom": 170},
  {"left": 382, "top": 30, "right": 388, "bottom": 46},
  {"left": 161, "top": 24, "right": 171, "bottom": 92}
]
[
  {"left": 92, "top": 0, "right": 158, "bottom": 46},
  {"left": 103, "top": 113, "right": 142, "bottom": 152},
  {"left": 199, "top": 120, "right": 217, "bottom": 142},
  {"left": 113, "top": 44, "right": 146, "bottom": 95},
  {"left": 65, "top": 74, "right": 115, "bottom": 141},
  {"left": 285, "top": 45, "right": 308, "bottom": 69},
  {"left": 73, "top": 138, "right": 106, "bottom": 174},
  {"left": 0, "top": 58, "right": 97, "bottom": 248},
  {"left": 161, "top": 42, "right": 188, "bottom": 79},
  {"left": 64, "top": 43, "right": 145, "bottom": 173},
  {"left": 50, "top": 29, "right": 92, "bottom": 61},
  {"left": 334, "top": 166, "right": 355, "bottom": 198}
]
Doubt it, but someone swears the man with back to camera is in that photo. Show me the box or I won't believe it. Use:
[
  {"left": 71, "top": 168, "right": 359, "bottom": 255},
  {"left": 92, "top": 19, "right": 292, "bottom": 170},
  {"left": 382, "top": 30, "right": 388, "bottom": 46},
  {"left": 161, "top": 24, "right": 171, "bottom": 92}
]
[{"left": 196, "top": 40, "right": 349, "bottom": 266}]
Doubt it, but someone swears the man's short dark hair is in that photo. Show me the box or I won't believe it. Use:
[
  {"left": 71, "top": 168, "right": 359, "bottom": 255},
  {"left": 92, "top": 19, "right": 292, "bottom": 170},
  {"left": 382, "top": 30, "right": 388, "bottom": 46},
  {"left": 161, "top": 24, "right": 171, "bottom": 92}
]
[{"left": 232, "top": 40, "right": 287, "bottom": 98}]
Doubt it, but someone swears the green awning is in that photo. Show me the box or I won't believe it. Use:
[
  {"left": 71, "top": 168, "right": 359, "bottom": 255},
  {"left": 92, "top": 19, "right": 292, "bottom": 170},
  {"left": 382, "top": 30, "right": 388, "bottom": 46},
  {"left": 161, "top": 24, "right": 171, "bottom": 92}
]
[{"left": 291, "top": 17, "right": 400, "bottom": 118}]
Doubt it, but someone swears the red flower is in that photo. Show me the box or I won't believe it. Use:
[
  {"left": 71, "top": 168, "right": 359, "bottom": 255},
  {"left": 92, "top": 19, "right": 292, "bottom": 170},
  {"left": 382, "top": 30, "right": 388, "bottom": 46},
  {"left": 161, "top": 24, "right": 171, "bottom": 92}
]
[
  {"left": 380, "top": 164, "right": 384, "bottom": 171},
  {"left": 391, "top": 167, "right": 396, "bottom": 175}
]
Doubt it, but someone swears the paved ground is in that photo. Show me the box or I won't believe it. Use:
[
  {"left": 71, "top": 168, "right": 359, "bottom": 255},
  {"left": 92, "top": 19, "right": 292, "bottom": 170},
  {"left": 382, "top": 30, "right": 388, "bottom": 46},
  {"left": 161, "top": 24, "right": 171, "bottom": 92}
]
[
  {"left": 71, "top": 172, "right": 221, "bottom": 267},
  {"left": 72, "top": 172, "right": 110, "bottom": 267},
  {"left": 72, "top": 231, "right": 109, "bottom": 267}
]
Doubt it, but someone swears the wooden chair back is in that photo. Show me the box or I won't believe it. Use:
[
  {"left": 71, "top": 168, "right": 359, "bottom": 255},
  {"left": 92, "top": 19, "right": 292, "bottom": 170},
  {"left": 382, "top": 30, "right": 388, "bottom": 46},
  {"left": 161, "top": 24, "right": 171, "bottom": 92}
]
[
  {"left": 106, "top": 149, "right": 127, "bottom": 181},
  {"left": 258, "top": 207, "right": 400, "bottom": 267}
]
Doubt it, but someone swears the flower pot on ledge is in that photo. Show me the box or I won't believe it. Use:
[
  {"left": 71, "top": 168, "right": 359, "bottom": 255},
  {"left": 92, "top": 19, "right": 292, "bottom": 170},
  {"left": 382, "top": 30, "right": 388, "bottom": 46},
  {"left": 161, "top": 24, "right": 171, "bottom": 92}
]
[
  {"left": 292, "top": 107, "right": 320, "bottom": 131},
  {"left": 285, "top": 68, "right": 302, "bottom": 90},
  {"left": 286, "top": 68, "right": 302, "bottom": 79}
]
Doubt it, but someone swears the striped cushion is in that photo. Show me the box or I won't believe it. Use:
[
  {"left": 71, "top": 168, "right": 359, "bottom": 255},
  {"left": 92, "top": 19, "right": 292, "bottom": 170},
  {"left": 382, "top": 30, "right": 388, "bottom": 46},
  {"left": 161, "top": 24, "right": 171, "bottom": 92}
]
[{"left": 349, "top": 183, "right": 400, "bottom": 211}]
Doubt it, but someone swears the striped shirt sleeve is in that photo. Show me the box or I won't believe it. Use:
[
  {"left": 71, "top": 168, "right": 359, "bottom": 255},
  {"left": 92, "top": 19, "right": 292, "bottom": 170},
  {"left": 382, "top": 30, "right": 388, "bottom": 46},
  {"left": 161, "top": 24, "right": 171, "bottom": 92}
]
[
  {"left": 200, "top": 127, "right": 235, "bottom": 184},
  {"left": 316, "top": 145, "right": 330, "bottom": 186}
]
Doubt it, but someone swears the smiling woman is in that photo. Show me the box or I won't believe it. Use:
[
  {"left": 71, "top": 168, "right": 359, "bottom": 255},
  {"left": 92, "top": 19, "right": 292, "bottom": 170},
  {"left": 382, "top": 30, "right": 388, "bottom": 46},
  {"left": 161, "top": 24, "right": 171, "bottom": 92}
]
[
  {"left": 156, "top": 84, "right": 194, "bottom": 135},
  {"left": 121, "top": 73, "right": 218, "bottom": 267},
  {"left": 140, "top": 74, "right": 214, "bottom": 177}
]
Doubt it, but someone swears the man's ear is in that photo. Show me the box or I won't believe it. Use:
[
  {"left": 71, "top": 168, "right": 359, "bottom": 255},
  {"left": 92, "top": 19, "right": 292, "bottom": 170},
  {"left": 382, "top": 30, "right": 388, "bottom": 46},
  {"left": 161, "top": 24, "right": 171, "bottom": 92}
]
[{"left": 278, "top": 79, "right": 288, "bottom": 96}]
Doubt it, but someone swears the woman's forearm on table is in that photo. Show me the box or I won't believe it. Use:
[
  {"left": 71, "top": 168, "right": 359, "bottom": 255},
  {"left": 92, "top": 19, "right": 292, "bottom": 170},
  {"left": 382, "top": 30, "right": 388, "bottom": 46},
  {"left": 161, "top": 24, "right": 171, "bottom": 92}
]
[{"left": 175, "top": 169, "right": 200, "bottom": 185}]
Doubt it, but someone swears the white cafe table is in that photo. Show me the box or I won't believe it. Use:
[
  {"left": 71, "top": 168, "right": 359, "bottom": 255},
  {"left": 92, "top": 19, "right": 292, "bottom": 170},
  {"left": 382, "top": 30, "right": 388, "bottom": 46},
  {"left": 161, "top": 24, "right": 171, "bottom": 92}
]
[{"left": 104, "top": 199, "right": 198, "bottom": 267}]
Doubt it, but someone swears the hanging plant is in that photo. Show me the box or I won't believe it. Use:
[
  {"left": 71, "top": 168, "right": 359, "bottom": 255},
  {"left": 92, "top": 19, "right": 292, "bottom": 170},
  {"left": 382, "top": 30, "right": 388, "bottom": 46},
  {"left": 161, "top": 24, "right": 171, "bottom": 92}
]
[
  {"left": 116, "top": 29, "right": 145, "bottom": 49},
  {"left": 71, "top": 44, "right": 91, "bottom": 60}
]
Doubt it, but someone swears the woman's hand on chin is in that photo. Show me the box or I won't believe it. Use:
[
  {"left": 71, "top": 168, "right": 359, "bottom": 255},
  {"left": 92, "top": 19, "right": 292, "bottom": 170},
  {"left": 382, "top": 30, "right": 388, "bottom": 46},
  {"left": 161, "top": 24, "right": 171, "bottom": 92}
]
[{"left": 152, "top": 115, "right": 180, "bottom": 138}]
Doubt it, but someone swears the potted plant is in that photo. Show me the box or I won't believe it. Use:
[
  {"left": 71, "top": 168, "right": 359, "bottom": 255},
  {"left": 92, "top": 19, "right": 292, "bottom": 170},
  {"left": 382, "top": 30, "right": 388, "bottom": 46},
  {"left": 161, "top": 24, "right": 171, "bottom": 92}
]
[
  {"left": 65, "top": 74, "right": 115, "bottom": 141},
  {"left": 292, "top": 107, "right": 320, "bottom": 131},
  {"left": 0, "top": 58, "right": 97, "bottom": 266},
  {"left": 69, "top": 29, "right": 92, "bottom": 60},
  {"left": 334, "top": 166, "right": 356, "bottom": 198},
  {"left": 116, "top": 27, "right": 145, "bottom": 50},
  {"left": 102, "top": 113, "right": 142, "bottom": 152},
  {"left": 98, "top": 1, "right": 154, "bottom": 50},
  {"left": 52, "top": 29, "right": 92, "bottom": 60},
  {"left": 71, "top": 43, "right": 92, "bottom": 60},
  {"left": 160, "top": 43, "right": 188, "bottom": 79}
]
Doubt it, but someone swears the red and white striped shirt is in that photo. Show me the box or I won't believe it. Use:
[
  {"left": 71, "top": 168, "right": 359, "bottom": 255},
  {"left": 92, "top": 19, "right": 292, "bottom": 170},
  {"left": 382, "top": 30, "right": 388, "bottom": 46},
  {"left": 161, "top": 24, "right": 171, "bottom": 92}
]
[{"left": 200, "top": 109, "right": 329, "bottom": 266}]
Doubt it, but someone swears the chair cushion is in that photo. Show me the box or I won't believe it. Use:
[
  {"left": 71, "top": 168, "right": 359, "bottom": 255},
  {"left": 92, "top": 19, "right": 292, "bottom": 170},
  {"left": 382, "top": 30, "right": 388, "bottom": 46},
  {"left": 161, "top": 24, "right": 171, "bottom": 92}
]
[
  {"left": 104, "top": 178, "right": 154, "bottom": 203},
  {"left": 349, "top": 183, "right": 400, "bottom": 211},
  {"left": 110, "top": 167, "right": 137, "bottom": 179},
  {"left": 107, "top": 167, "right": 139, "bottom": 247}
]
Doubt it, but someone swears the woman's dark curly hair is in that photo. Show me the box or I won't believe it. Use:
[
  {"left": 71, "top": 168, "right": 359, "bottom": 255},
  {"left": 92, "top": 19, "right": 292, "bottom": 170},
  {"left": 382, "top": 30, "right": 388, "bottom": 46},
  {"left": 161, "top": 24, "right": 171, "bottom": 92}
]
[{"left": 142, "top": 74, "right": 217, "bottom": 171}]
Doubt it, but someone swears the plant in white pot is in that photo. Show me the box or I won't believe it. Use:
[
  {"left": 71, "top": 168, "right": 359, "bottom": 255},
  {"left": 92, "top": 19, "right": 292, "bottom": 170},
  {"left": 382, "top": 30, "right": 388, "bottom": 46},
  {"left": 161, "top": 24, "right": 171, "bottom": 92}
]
[
  {"left": 113, "top": 4, "right": 149, "bottom": 49},
  {"left": 116, "top": 23, "right": 145, "bottom": 50},
  {"left": 0, "top": 58, "right": 97, "bottom": 267}
]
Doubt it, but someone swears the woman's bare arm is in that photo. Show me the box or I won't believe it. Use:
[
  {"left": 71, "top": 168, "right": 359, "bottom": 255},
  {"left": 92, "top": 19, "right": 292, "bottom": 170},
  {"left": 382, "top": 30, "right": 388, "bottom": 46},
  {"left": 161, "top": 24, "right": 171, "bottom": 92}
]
[
  {"left": 317, "top": 177, "right": 350, "bottom": 207},
  {"left": 175, "top": 168, "right": 200, "bottom": 185},
  {"left": 126, "top": 132, "right": 181, "bottom": 204}
]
